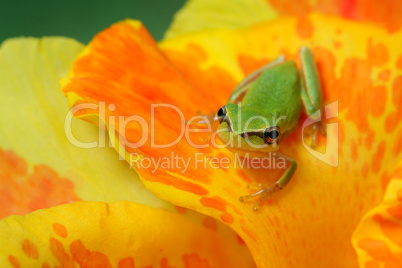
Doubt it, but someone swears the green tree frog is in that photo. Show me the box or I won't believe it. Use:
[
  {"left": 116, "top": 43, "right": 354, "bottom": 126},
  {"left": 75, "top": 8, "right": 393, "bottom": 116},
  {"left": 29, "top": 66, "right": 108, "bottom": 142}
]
[{"left": 216, "top": 47, "right": 324, "bottom": 210}]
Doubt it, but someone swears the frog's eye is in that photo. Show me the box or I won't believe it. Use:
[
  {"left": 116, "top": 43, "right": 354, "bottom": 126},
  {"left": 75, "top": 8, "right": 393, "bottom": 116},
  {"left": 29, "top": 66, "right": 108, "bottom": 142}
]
[
  {"left": 217, "top": 106, "right": 226, "bottom": 117},
  {"left": 264, "top": 126, "right": 280, "bottom": 144},
  {"left": 217, "top": 106, "right": 227, "bottom": 123}
]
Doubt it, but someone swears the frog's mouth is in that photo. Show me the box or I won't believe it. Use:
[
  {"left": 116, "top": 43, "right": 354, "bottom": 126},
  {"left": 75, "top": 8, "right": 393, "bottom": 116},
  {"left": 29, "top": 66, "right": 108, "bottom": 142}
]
[
  {"left": 225, "top": 139, "right": 280, "bottom": 156},
  {"left": 220, "top": 116, "right": 233, "bottom": 132},
  {"left": 216, "top": 124, "right": 280, "bottom": 153},
  {"left": 239, "top": 131, "right": 264, "bottom": 140}
]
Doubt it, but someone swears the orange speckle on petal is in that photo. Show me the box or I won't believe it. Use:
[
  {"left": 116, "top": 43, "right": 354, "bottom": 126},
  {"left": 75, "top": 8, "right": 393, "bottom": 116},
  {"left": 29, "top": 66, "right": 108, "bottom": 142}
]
[
  {"left": 367, "top": 40, "right": 389, "bottom": 67},
  {"left": 200, "top": 197, "right": 226, "bottom": 212},
  {"left": 365, "top": 130, "right": 375, "bottom": 150},
  {"left": 372, "top": 141, "right": 386, "bottom": 174},
  {"left": 42, "top": 263, "right": 50, "bottom": 268},
  {"left": 381, "top": 172, "right": 392, "bottom": 191},
  {"left": 392, "top": 76, "right": 402, "bottom": 107},
  {"left": 22, "top": 239, "right": 39, "bottom": 259},
  {"left": 202, "top": 216, "right": 218, "bottom": 231},
  {"left": 50, "top": 238, "right": 75, "bottom": 267},
  {"left": 8, "top": 255, "right": 20, "bottom": 268},
  {"left": 296, "top": 17, "right": 313, "bottom": 39},
  {"left": 362, "top": 163, "right": 370, "bottom": 178},
  {"left": 240, "top": 226, "right": 257, "bottom": 241},
  {"left": 393, "top": 130, "right": 402, "bottom": 157},
  {"left": 182, "top": 253, "right": 212, "bottom": 268},
  {"left": 53, "top": 223, "right": 68, "bottom": 238},
  {"left": 370, "top": 85, "right": 387, "bottom": 117},
  {"left": 378, "top": 69, "right": 391, "bottom": 81},
  {"left": 160, "top": 257, "right": 174, "bottom": 268},
  {"left": 267, "top": 0, "right": 311, "bottom": 16},
  {"left": 333, "top": 40, "right": 342, "bottom": 49},
  {"left": 351, "top": 140, "right": 358, "bottom": 162},
  {"left": 236, "top": 169, "right": 252, "bottom": 183},
  {"left": 0, "top": 148, "right": 81, "bottom": 219},
  {"left": 118, "top": 257, "right": 136, "bottom": 268},
  {"left": 174, "top": 205, "right": 187, "bottom": 215},
  {"left": 386, "top": 73, "right": 402, "bottom": 132},
  {"left": 396, "top": 55, "right": 402, "bottom": 69},
  {"left": 272, "top": 216, "right": 281, "bottom": 227},
  {"left": 70, "top": 240, "right": 112, "bottom": 268},
  {"left": 385, "top": 112, "right": 399, "bottom": 133},
  {"left": 221, "top": 212, "right": 234, "bottom": 224}
]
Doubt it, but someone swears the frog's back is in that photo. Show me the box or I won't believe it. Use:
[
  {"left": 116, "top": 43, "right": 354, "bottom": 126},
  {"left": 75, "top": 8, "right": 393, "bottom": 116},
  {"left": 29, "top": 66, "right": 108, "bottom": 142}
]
[{"left": 240, "top": 61, "right": 301, "bottom": 131}]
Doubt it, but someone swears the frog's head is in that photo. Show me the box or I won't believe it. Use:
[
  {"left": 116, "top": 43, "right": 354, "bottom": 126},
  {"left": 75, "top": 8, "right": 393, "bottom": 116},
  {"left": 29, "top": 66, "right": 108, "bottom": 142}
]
[{"left": 216, "top": 103, "right": 282, "bottom": 154}]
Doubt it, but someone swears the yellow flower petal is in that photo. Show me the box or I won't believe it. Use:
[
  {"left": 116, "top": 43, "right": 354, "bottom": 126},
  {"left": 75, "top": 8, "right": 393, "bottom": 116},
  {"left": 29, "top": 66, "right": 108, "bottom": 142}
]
[
  {"left": 352, "top": 167, "right": 402, "bottom": 267},
  {"left": 0, "top": 201, "right": 255, "bottom": 268},
  {"left": 0, "top": 37, "right": 254, "bottom": 265},
  {"left": 62, "top": 14, "right": 402, "bottom": 267},
  {"left": 0, "top": 38, "right": 169, "bottom": 217},
  {"left": 164, "top": 0, "right": 278, "bottom": 39}
]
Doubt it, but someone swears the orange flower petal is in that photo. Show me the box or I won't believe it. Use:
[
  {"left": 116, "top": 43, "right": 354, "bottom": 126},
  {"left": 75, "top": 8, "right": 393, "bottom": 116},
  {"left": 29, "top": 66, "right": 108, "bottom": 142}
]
[
  {"left": 0, "top": 201, "right": 255, "bottom": 267},
  {"left": 62, "top": 14, "right": 402, "bottom": 267},
  {"left": 352, "top": 167, "right": 402, "bottom": 267}
]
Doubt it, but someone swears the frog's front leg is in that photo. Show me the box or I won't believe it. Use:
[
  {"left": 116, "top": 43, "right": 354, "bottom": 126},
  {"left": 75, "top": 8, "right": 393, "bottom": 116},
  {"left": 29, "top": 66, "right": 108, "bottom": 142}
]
[
  {"left": 299, "top": 46, "right": 325, "bottom": 147},
  {"left": 239, "top": 153, "right": 297, "bottom": 211}
]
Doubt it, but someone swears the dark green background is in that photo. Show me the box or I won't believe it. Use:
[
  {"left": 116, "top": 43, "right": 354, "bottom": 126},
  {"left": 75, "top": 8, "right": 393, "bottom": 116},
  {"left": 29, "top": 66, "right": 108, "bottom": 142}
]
[{"left": 0, "top": 0, "right": 186, "bottom": 44}]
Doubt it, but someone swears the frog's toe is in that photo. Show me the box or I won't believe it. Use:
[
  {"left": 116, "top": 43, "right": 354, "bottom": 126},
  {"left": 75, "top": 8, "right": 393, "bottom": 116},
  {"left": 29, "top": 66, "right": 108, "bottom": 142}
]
[
  {"left": 308, "top": 121, "right": 327, "bottom": 148},
  {"left": 239, "top": 194, "right": 251, "bottom": 202},
  {"left": 253, "top": 199, "right": 262, "bottom": 211},
  {"left": 239, "top": 194, "right": 263, "bottom": 211},
  {"left": 310, "top": 138, "right": 317, "bottom": 149},
  {"left": 239, "top": 189, "right": 264, "bottom": 202},
  {"left": 247, "top": 183, "right": 269, "bottom": 190}
]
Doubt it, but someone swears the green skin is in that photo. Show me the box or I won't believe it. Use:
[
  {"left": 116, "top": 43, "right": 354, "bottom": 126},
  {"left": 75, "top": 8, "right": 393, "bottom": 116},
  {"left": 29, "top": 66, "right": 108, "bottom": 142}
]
[{"left": 216, "top": 47, "right": 323, "bottom": 210}]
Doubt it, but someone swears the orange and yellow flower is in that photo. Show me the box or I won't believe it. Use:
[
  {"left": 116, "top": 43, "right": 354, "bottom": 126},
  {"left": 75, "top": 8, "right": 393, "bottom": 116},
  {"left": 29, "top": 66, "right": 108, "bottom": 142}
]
[{"left": 0, "top": 1, "right": 401, "bottom": 267}]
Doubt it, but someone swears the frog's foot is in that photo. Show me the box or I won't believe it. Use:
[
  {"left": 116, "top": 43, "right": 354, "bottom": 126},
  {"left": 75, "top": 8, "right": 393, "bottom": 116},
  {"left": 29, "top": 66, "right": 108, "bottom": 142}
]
[
  {"left": 309, "top": 121, "right": 326, "bottom": 149},
  {"left": 239, "top": 183, "right": 283, "bottom": 211},
  {"left": 239, "top": 154, "right": 297, "bottom": 211}
]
